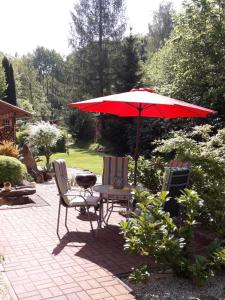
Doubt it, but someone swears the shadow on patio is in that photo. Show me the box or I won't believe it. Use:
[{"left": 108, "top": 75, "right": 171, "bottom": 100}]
[{"left": 52, "top": 225, "right": 149, "bottom": 276}]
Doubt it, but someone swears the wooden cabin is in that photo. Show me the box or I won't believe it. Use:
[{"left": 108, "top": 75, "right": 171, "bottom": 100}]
[{"left": 0, "top": 99, "right": 32, "bottom": 142}]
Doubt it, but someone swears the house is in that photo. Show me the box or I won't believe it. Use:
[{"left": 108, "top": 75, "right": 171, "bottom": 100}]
[{"left": 0, "top": 99, "right": 32, "bottom": 142}]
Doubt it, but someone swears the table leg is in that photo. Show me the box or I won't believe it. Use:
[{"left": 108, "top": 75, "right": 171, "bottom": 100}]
[{"left": 98, "top": 194, "right": 103, "bottom": 229}]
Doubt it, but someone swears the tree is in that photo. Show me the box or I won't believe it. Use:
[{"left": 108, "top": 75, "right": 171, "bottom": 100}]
[
  {"left": 147, "top": 2, "right": 174, "bottom": 54},
  {"left": 12, "top": 56, "right": 50, "bottom": 119},
  {"left": 114, "top": 31, "right": 142, "bottom": 93},
  {"left": 0, "top": 55, "right": 7, "bottom": 98},
  {"left": 70, "top": 0, "right": 127, "bottom": 97},
  {"left": 32, "top": 47, "right": 67, "bottom": 118},
  {"left": 29, "top": 121, "right": 61, "bottom": 170},
  {"left": 2, "top": 56, "right": 17, "bottom": 105},
  {"left": 144, "top": 0, "right": 225, "bottom": 121}
]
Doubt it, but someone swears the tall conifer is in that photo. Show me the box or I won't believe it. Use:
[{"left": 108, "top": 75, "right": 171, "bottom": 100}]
[{"left": 2, "top": 56, "right": 17, "bottom": 106}]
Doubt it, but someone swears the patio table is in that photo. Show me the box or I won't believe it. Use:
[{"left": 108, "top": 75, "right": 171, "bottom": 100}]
[{"left": 93, "top": 184, "right": 132, "bottom": 226}]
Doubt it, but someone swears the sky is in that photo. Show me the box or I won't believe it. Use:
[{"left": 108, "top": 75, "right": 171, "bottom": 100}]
[{"left": 0, "top": 0, "right": 183, "bottom": 57}]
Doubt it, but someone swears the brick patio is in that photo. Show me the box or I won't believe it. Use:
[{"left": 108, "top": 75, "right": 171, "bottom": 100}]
[{"left": 0, "top": 172, "right": 144, "bottom": 300}]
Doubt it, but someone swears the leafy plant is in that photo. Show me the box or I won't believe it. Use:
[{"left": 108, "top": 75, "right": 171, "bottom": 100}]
[
  {"left": 0, "top": 141, "right": 19, "bottom": 158},
  {"left": 121, "top": 189, "right": 223, "bottom": 285},
  {"left": 129, "top": 265, "right": 151, "bottom": 283},
  {"left": 16, "top": 129, "right": 29, "bottom": 148},
  {"left": 0, "top": 155, "right": 27, "bottom": 186},
  {"left": 155, "top": 125, "right": 225, "bottom": 236},
  {"left": 128, "top": 155, "right": 165, "bottom": 192}
]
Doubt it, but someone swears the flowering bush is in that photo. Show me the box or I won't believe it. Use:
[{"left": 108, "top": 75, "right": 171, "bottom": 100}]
[{"left": 29, "top": 121, "right": 61, "bottom": 170}]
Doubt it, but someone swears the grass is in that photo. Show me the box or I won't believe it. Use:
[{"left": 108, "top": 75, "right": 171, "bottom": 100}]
[{"left": 38, "top": 146, "right": 107, "bottom": 175}]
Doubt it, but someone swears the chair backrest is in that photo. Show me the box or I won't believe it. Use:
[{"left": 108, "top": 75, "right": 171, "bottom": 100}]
[
  {"left": 53, "top": 159, "right": 69, "bottom": 197},
  {"left": 102, "top": 156, "right": 128, "bottom": 187},
  {"left": 168, "top": 160, "right": 191, "bottom": 169},
  {"left": 162, "top": 166, "right": 190, "bottom": 217},
  {"left": 162, "top": 167, "right": 190, "bottom": 198}
]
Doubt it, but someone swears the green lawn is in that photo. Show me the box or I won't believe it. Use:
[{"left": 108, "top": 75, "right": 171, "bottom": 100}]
[{"left": 38, "top": 147, "right": 106, "bottom": 175}]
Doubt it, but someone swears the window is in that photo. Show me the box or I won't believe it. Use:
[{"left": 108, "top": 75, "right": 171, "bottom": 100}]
[{"left": 2, "top": 119, "right": 10, "bottom": 126}]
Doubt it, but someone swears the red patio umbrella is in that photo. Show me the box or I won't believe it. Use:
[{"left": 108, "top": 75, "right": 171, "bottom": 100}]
[{"left": 68, "top": 88, "right": 216, "bottom": 185}]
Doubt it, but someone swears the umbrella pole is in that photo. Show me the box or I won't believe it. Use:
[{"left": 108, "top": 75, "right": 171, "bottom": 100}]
[{"left": 134, "top": 107, "right": 142, "bottom": 186}]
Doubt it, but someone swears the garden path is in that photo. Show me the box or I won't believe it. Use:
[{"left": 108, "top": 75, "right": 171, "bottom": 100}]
[{"left": 0, "top": 168, "right": 142, "bottom": 300}]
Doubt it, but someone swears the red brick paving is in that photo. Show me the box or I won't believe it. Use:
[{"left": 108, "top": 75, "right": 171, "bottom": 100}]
[{"left": 0, "top": 179, "right": 144, "bottom": 299}]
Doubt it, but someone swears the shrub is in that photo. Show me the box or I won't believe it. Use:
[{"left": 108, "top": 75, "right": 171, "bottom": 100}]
[
  {"left": 0, "top": 155, "right": 27, "bottom": 186},
  {"left": 16, "top": 129, "right": 29, "bottom": 148},
  {"left": 121, "top": 189, "right": 224, "bottom": 285},
  {"left": 52, "top": 129, "right": 70, "bottom": 153},
  {"left": 155, "top": 125, "right": 225, "bottom": 236},
  {"left": 128, "top": 155, "right": 165, "bottom": 192},
  {"left": 0, "top": 141, "right": 19, "bottom": 158},
  {"left": 88, "top": 143, "right": 109, "bottom": 153}
]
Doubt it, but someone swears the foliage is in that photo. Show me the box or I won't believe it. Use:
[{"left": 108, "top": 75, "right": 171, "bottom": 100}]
[
  {"left": 114, "top": 32, "right": 143, "bottom": 93},
  {"left": 155, "top": 125, "right": 225, "bottom": 236},
  {"left": 129, "top": 265, "right": 151, "bottom": 283},
  {"left": 101, "top": 115, "right": 131, "bottom": 154},
  {"left": 16, "top": 129, "right": 29, "bottom": 148},
  {"left": 0, "top": 54, "right": 7, "bottom": 98},
  {"left": 17, "top": 99, "right": 34, "bottom": 113},
  {"left": 32, "top": 47, "right": 67, "bottom": 118},
  {"left": 121, "top": 189, "right": 224, "bottom": 285},
  {"left": 0, "top": 155, "right": 26, "bottom": 186},
  {"left": 52, "top": 129, "right": 70, "bottom": 153},
  {"left": 70, "top": 0, "right": 126, "bottom": 97},
  {"left": 28, "top": 121, "right": 61, "bottom": 170},
  {"left": 2, "top": 56, "right": 17, "bottom": 106},
  {"left": 88, "top": 143, "right": 108, "bottom": 153},
  {"left": 128, "top": 155, "right": 165, "bottom": 192},
  {"left": 66, "top": 110, "right": 96, "bottom": 142},
  {"left": 0, "top": 141, "right": 19, "bottom": 158},
  {"left": 147, "top": 2, "right": 175, "bottom": 54},
  {"left": 144, "top": 0, "right": 225, "bottom": 121},
  {"left": 12, "top": 55, "right": 50, "bottom": 119}
]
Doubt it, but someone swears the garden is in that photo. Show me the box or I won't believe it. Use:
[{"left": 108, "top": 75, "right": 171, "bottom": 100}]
[
  {"left": 0, "top": 0, "right": 225, "bottom": 298},
  {"left": 1, "top": 119, "right": 225, "bottom": 294}
]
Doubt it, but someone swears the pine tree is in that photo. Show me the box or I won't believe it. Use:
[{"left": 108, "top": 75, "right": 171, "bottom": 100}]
[
  {"left": 70, "top": 0, "right": 126, "bottom": 97},
  {"left": 115, "top": 31, "right": 142, "bottom": 93},
  {"left": 2, "top": 56, "right": 17, "bottom": 106}
]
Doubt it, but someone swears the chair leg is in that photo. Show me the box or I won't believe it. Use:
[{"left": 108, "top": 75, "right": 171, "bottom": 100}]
[
  {"left": 65, "top": 207, "right": 69, "bottom": 231},
  {"left": 105, "top": 201, "right": 114, "bottom": 225},
  {"left": 86, "top": 206, "right": 94, "bottom": 234},
  {"left": 57, "top": 201, "right": 61, "bottom": 239}
]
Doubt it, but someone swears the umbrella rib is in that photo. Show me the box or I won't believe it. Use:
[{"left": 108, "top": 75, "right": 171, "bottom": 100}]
[
  {"left": 142, "top": 104, "right": 156, "bottom": 111},
  {"left": 150, "top": 105, "right": 166, "bottom": 118},
  {"left": 174, "top": 104, "right": 209, "bottom": 117},
  {"left": 125, "top": 102, "right": 139, "bottom": 110}
]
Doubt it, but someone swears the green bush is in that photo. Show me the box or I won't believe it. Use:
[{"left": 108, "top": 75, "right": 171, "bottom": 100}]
[
  {"left": 155, "top": 125, "right": 225, "bottom": 236},
  {"left": 121, "top": 189, "right": 225, "bottom": 286},
  {"left": 128, "top": 155, "right": 165, "bottom": 192},
  {"left": 0, "top": 155, "right": 27, "bottom": 186},
  {"left": 52, "top": 129, "right": 70, "bottom": 153},
  {"left": 16, "top": 129, "right": 29, "bottom": 148}
]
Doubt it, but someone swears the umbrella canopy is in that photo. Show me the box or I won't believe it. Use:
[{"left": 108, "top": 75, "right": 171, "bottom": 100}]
[
  {"left": 68, "top": 88, "right": 215, "bottom": 118},
  {"left": 68, "top": 88, "right": 216, "bottom": 185}
]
